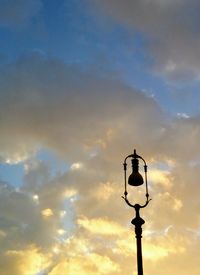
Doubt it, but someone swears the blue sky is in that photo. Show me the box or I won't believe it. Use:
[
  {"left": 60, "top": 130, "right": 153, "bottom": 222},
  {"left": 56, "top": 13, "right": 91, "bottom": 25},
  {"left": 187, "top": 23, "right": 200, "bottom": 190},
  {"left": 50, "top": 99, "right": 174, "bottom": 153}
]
[{"left": 1, "top": 0, "right": 200, "bottom": 274}]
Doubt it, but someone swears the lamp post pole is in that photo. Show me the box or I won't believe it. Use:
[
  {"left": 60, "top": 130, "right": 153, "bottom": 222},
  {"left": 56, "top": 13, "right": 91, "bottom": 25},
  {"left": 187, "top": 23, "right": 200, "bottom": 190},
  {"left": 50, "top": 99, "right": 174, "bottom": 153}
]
[
  {"left": 132, "top": 205, "right": 145, "bottom": 275},
  {"left": 122, "top": 150, "right": 151, "bottom": 275}
]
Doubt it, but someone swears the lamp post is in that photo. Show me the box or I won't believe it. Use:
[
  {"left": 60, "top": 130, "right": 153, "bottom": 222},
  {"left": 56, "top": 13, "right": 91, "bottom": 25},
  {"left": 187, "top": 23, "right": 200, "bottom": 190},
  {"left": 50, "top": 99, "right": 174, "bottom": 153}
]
[{"left": 122, "top": 149, "right": 151, "bottom": 275}]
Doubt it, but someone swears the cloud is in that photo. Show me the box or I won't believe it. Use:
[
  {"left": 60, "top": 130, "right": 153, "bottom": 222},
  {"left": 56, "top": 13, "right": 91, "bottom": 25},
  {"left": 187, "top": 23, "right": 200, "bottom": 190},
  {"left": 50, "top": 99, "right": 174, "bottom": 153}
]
[
  {"left": 0, "top": 52, "right": 200, "bottom": 273},
  {"left": 77, "top": 216, "right": 126, "bottom": 235},
  {"left": 148, "top": 168, "right": 172, "bottom": 188},
  {"left": 41, "top": 208, "right": 54, "bottom": 218},
  {"left": 0, "top": 182, "right": 57, "bottom": 251},
  {"left": 49, "top": 253, "right": 120, "bottom": 275},
  {"left": 89, "top": 0, "right": 200, "bottom": 81},
  {"left": 115, "top": 228, "right": 187, "bottom": 260},
  {"left": 0, "top": 0, "right": 42, "bottom": 28},
  {"left": 0, "top": 52, "right": 163, "bottom": 164},
  {"left": 0, "top": 245, "right": 51, "bottom": 275}
]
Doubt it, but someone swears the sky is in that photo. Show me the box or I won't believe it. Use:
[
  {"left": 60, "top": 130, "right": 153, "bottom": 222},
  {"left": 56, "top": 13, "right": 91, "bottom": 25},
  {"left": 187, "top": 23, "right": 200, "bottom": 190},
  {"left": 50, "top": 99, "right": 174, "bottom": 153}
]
[{"left": 0, "top": 0, "right": 200, "bottom": 274}]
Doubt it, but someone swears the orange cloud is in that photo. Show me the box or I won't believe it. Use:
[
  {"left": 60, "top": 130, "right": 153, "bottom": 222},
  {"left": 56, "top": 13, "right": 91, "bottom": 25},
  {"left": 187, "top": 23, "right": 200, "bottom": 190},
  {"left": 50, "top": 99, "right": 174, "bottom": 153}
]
[
  {"left": 77, "top": 216, "right": 126, "bottom": 236},
  {"left": 2, "top": 246, "right": 51, "bottom": 275}
]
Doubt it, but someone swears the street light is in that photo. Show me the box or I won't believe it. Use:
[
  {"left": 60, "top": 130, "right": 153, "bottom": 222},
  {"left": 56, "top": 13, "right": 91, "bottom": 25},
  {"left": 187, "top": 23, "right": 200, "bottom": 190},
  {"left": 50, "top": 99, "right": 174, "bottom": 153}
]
[{"left": 122, "top": 149, "right": 151, "bottom": 275}]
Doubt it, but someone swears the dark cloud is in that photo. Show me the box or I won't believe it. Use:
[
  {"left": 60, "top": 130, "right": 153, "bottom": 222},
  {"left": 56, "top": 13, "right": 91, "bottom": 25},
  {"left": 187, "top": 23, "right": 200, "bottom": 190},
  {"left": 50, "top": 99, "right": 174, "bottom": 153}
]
[
  {"left": 89, "top": 0, "right": 200, "bottom": 81},
  {"left": 0, "top": 52, "right": 163, "bottom": 163}
]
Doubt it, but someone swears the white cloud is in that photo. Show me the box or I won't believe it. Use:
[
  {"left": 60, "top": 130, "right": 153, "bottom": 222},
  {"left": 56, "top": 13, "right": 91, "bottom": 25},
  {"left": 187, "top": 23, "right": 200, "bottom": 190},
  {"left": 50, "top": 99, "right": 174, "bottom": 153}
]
[{"left": 70, "top": 162, "right": 83, "bottom": 170}]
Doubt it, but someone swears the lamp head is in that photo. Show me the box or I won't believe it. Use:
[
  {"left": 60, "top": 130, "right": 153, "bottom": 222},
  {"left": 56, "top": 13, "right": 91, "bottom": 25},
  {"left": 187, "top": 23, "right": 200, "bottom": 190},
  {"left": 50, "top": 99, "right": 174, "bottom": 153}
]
[{"left": 128, "top": 157, "right": 144, "bottom": 186}]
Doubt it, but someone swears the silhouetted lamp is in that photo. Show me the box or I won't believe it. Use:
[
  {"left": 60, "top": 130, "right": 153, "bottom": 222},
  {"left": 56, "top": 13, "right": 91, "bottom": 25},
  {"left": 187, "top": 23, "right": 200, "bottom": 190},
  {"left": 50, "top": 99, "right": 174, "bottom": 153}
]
[
  {"left": 128, "top": 156, "right": 144, "bottom": 186},
  {"left": 122, "top": 149, "right": 151, "bottom": 275}
]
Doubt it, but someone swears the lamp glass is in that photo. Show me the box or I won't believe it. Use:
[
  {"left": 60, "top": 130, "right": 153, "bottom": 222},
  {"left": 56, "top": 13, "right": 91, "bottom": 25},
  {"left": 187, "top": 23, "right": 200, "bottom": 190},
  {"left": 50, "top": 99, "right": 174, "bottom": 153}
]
[
  {"left": 128, "top": 172, "right": 144, "bottom": 186},
  {"left": 128, "top": 158, "right": 144, "bottom": 186}
]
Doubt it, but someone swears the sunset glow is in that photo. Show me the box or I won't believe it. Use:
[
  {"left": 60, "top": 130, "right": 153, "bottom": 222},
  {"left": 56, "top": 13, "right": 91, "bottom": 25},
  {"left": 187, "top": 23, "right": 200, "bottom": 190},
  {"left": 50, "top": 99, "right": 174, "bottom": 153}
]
[{"left": 0, "top": 0, "right": 200, "bottom": 274}]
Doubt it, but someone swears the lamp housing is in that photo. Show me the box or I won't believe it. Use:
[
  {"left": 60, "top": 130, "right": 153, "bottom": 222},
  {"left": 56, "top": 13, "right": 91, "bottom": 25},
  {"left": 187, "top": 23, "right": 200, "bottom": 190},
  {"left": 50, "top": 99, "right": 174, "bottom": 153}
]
[{"left": 128, "top": 158, "right": 144, "bottom": 186}]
